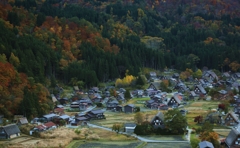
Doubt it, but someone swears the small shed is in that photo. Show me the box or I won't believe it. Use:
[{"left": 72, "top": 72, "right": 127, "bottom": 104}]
[{"left": 124, "top": 123, "right": 136, "bottom": 134}]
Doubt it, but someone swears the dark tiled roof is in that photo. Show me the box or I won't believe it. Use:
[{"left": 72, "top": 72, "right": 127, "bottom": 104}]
[
  {"left": 124, "top": 123, "right": 136, "bottom": 127},
  {"left": 125, "top": 104, "right": 135, "bottom": 108},
  {"left": 2, "top": 124, "right": 20, "bottom": 135},
  {"left": 76, "top": 117, "right": 88, "bottom": 121},
  {"left": 89, "top": 109, "right": 104, "bottom": 114}
]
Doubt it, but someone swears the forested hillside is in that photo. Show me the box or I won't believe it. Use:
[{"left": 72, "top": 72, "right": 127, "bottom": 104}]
[{"left": 0, "top": 0, "right": 240, "bottom": 118}]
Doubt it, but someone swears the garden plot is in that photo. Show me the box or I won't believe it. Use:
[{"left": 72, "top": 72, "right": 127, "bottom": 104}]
[{"left": 185, "top": 100, "right": 221, "bottom": 128}]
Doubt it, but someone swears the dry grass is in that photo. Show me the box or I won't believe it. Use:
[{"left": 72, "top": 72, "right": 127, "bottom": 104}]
[{"left": 90, "top": 128, "right": 136, "bottom": 141}]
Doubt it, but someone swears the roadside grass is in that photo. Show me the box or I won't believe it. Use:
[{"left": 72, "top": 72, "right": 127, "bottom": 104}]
[
  {"left": 139, "top": 135, "right": 185, "bottom": 141},
  {"left": 143, "top": 142, "right": 191, "bottom": 148},
  {"left": 190, "top": 133, "right": 200, "bottom": 148}
]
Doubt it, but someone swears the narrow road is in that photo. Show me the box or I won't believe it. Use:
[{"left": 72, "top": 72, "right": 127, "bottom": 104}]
[{"left": 88, "top": 123, "right": 190, "bottom": 143}]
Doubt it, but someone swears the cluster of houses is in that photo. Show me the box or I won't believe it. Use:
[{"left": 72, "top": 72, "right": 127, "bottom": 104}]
[{"left": 2, "top": 69, "right": 240, "bottom": 143}]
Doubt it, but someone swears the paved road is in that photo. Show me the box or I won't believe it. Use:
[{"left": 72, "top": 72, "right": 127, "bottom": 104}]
[{"left": 88, "top": 123, "right": 190, "bottom": 143}]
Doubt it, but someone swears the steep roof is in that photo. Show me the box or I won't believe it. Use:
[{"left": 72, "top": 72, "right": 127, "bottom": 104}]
[
  {"left": 225, "top": 112, "right": 239, "bottom": 123},
  {"left": 168, "top": 94, "right": 182, "bottom": 104},
  {"left": 151, "top": 112, "right": 164, "bottom": 123},
  {"left": 2, "top": 124, "right": 20, "bottom": 136},
  {"left": 199, "top": 141, "right": 214, "bottom": 148},
  {"left": 195, "top": 85, "right": 206, "bottom": 94},
  {"left": 149, "top": 82, "right": 161, "bottom": 90},
  {"left": 225, "top": 128, "right": 240, "bottom": 147},
  {"left": 18, "top": 117, "right": 28, "bottom": 124},
  {"left": 73, "top": 86, "right": 79, "bottom": 91}
]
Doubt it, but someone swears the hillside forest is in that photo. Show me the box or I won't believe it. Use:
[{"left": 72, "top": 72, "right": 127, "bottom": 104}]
[{"left": 0, "top": 0, "right": 240, "bottom": 119}]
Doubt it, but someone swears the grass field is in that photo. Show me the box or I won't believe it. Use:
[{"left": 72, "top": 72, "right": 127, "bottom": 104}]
[
  {"left": 126, "top": 97, "right": 151, "bottom": 108},
  {"left": 67, "top": 141, "right": 143, "bottom": 148}
]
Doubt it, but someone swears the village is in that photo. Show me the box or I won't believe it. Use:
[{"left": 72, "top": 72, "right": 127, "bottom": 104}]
[{"left": 1, "top": 69, "right": 240, "bottom": 148}]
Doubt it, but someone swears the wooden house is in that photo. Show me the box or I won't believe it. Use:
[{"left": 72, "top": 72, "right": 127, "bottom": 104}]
[
  {"left": 89, "top": 93, "right": 102, "bottom": 103},
  {"left": 145, "top": 100, "right": 158, "bottom": 109},
  {"left": 148, "top": 82, "right": 161, "bottom": 91},
  {"left": 124, "top": 104, "right": 135, "bottom": 113},
  {"left": 106, "top": 100, "right": 119, "bottom": 110},
  {"left": 116, "top": 93, "right": 125, "bottom": 103},
  {"left": 115, "top": 105, "right": 123, "bottom": 112},
  {"left": 205, "top": 112, "right": 222, "bottom": 124},
  {"left": 72, "top": 116, "right": 89, "bottom": 126},
  {"left": 0, "top": 124, "right": 21, "bottom": 139},
  {"left": 151, "top": 94, "right": 163, "bottom": 103},
  {"left": 86, "top": 109, "right": 105, "bottom": 120},
  {"left": 151, "top": 112, "right": 164, "bottom": 129},
  {"left": 203, "top": 70, "right": 218, "bottom": 81},
  {"left": 54, "top": 107, "right": 64, "bottom": 115},
  {"left": 16, "top": 117, "right": 28, "bottom": 125},
  {"left": 34, "top": 122, "right": 57, "bottom": 132},
  {"left": 167, "top": 94, "right": 182, "bottom": 107},
  {"left": 175, "top": 82, "right": 189, "bottom": 93},
  {"left": 159, "top": 104, "right": 169, "bottom": 110},
  {"left": 58, "top": 98, "right": 68, "bottom": 105},
  {"left": 224, "top": 112, "right": 239, "bottom": 126},
  {"left": 70, "top": 101, "right": 79, "bottom": 108}
]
